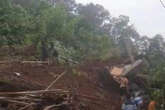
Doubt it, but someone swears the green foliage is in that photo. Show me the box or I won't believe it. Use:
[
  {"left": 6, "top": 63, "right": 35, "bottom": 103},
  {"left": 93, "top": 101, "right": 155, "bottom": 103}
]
[
  {"left": 137, "top": 34, "right": 165, "bottom": 105},
  {"left": 0, "top": 0, "right": 115, "bottom": 62},
  {"left": 47, "top": 40, "right": 77, "bottom": 63},
  {"left": 0, "top": 0, "right": 30, "bottom": 46}
]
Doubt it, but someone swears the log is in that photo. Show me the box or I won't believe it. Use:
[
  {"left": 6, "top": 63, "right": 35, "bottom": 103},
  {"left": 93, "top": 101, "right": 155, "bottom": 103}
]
[
  {"left": 122, "top": 59, "right": 143, "bottom": 76},
  {"left": 0, "top": 89, "right": 69, "bottom": 96},
  {"left": 0, "top": 61, "right": 49, "bottom": 64},
  {"left": 0, "top": 99, "right": 29, "bottom": 105},
  {"left": 0, "top": 96, "right": 41, "bottom": 102},
  {"left": 0, "top": 60, "right": 78, "bottom": 64},
  {"left": 22, "top": 61, "right": 49, "bottom": 64},
  {"left": 110, "top": 59, "right": 143, "bottom": 76}
]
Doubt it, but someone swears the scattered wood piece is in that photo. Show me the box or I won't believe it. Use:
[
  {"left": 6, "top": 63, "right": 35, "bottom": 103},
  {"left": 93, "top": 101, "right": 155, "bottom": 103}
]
[
  {"left": 0, "top": 59, "right": 78, "bottom": 64},
  {"left": 0, "top": 61, "right": 49, "bottom": 64},
  {"left": 110, "top": 67, "right": 123, "bottom": 76},
  {"left": 44, "top": 104, "right": 57, "bottom": 110},
  {"left": 18, "top": 103, "right": 35, "bottom": 110},
  {"left": 45, "top": 71, "right": 67, "bottom": 90},
  {"left": 22, "top": 61, "right": 49, "bottom": 64},
  {"left": 109, "top": 59, "right": 143, "bottom": 76},
  {"left": 0, "top": 89, "right": 69, "bottom": 96},
  {"left": 43, "top": 103, "right": 67, "bottom": 110},
  {"left": 0, "top": 88, "right": 72, "bottom": 110},
  {"left": 0, "top": 61, "right": 11, "bottom": 64},
  {"left": 0, "top": 99, "right": 29, "bottom": 105}
]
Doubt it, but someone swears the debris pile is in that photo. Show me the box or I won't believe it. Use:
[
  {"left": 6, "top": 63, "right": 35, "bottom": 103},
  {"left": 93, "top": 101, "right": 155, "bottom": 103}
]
[
  {"left": 0, "top": 89, "right": 72, "bottom": 110},
  {"left": 0, "top": 60, "right": 134, "bottom": 110}
]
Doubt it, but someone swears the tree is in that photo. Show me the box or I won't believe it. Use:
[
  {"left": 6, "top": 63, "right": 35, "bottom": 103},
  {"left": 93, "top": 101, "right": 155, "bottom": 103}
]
[
  {"left": 26, "top": 1, "right": 79, "bottom": 61},
  {"left": 46, "top": 0, "right": 76, "bottom": 12},
  {"left": 110, "top": 15, "right": 140, "bottom": 59},
  {"left": 77, "top": 3, "right": 111, "bottom": 34},
  {"left": 0, "top": 0, "right": 30, "bottom": 47},
  {"left": 137, "top": 34, "right": 165, "bottom": 106}
]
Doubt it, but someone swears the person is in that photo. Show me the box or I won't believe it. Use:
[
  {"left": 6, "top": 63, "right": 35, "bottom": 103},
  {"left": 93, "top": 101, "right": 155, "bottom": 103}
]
[
  {"left": 148, "top": 100, "right": 156, "bottom": 110},
  {"left": 160, "top": 104, "right": 164, "bottom": 110},
  {"left": 113, "top": 76, "right": 129, "bottom": 96},
  {"left": 122, "top": 95, "right": 137, "bottom": 110},
  {"left": 141, "top": 95, "right": 150, "bottom": 110},
  {"left": 134, "top": 92, "right": 143, "bottom": 110}
]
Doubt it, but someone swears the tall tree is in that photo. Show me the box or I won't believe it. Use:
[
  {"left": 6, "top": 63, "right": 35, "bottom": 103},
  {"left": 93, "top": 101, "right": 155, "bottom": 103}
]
[{"left": 110, "top": 15, "right": 140, "bottom": 59}]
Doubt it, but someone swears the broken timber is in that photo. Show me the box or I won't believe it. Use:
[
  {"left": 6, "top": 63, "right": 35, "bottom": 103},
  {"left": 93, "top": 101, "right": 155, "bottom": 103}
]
[{"left": 110, "top": 59, "right": 143, "bottom": 76}]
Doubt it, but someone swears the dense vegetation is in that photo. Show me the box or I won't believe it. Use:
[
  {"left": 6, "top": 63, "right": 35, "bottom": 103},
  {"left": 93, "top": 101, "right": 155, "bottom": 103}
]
[{"left": 0, "top": 0, "right": 165, "bottom": 106}]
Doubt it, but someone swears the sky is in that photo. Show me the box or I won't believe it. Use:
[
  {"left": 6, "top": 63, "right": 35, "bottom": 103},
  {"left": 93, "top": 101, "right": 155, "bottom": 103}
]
[{"left": 75, "top": 0, "right": 165, "bottom": 37}]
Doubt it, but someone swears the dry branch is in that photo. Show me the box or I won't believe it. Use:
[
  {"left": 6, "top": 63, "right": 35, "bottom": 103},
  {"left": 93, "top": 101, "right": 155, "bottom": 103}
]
[
  {"left": 0, "top": 89, "right": 69, "bottom": 96},
  {"left": 18, "top": 103, "right": 35, "bottom": 110},
  {"left": 0, "top": 99, "right": 29, "bottom": 105},
  {"left": 0, "top": 89, "right": 72, "bottom": 110},
  {"left": 43, "top": 102, "right": 68, "bottom": 110},
  {"left": 45, "top": 71, "right": 66, "bottom": 90}
]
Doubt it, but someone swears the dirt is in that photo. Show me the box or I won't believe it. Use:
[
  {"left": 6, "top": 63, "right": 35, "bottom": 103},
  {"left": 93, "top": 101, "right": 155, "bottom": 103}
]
[{"left": 0, "top": 60, "right": 125, "bottom": 110}]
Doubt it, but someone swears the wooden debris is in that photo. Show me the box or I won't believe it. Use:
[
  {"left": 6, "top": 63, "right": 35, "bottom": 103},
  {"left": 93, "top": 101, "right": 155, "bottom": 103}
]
[
  {"left": 22, "top": 61, "right": 49, "bottom": 64},
  {"left": 109, "top": 59, "right": 143, "bottom": 76},
  {"left": 45, "top": 71, "right": 66, "bottom": 90},
  {"left": 0, "top": 89, "right": 69, "bottom": 96},
  {"left": 110, "top": 67, "right": 124, "bottom": 76},
  {"left": 122, "top": 59, "right": 143, "bottom": 76},
  {"left": 0, "top": 99, "right": 29, "bottom": 105},
  {"left": 0, "top": 61, "right": 49, "bottom": 64},
  {"left": 18, "top": 103, "right": 35, "bottom": 110},
  {"left": 43, "top": 102, "right": 68, "bottom": 110},
  {"left": 0, "top": 89, "right": 72, "bottom": 110}
]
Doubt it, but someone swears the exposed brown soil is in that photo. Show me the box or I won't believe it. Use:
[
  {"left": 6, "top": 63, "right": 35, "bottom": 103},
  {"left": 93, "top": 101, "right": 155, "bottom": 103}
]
[{"left": 0, "top": 59, "right": 126, "bottom": 110}]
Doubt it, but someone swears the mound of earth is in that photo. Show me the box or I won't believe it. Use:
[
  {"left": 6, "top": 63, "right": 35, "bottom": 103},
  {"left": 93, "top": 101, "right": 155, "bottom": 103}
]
[{"left": 0, "top": 60, "right": 124, "bottom": 110}]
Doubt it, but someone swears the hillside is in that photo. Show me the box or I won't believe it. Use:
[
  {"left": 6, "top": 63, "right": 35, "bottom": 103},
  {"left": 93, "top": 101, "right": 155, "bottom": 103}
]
[{"left": 0, "top": 60, "right": 125, "bottom": 110}]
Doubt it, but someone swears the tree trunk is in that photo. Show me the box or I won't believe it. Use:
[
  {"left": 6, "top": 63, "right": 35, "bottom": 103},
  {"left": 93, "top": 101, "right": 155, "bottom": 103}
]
[{"left": 41, "top": 40, "right": 48, "bottom": 61}]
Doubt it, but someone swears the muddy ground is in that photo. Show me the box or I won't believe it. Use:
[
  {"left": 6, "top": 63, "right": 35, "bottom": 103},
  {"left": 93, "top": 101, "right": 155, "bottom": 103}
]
[{"left": 0, "top": 59, "right": 127, "bottom": 110}]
